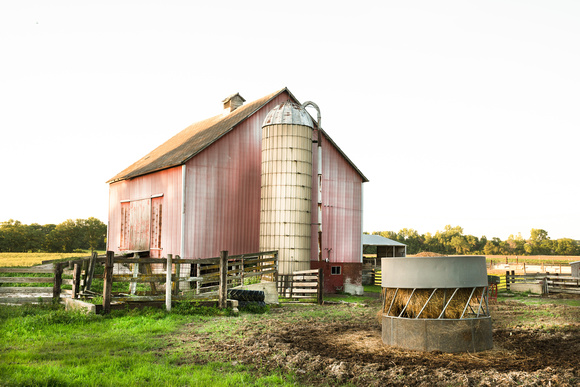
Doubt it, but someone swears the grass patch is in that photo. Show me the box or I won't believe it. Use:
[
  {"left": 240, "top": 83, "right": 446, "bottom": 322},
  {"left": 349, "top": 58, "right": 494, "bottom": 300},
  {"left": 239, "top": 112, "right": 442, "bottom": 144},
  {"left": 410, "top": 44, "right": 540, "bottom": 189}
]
[
  {"left": 364, "top": 284, "right": 382, "bottom": 293},
  {"left": 0, "top": 303, "right": 296, "bottom": 386},
  {"left": 498, "top": 293, "right": 580, "bottom": 307}
]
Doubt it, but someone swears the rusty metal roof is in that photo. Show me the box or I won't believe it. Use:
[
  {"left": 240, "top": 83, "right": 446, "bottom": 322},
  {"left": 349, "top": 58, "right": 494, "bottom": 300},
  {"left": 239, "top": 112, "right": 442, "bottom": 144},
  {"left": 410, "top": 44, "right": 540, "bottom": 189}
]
[
  {"left": 107, "top": 88, "right": 290, "bottom": 183},
  {"left": 108, "top": 87, "right": 368, "bottom": 184}
]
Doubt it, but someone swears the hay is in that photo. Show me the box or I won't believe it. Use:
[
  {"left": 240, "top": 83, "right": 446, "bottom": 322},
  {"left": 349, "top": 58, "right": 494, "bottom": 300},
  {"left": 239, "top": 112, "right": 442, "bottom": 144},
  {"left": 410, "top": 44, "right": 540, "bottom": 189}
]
[{"left": 382, "top": 287, "right": 486, "bottom": 319}]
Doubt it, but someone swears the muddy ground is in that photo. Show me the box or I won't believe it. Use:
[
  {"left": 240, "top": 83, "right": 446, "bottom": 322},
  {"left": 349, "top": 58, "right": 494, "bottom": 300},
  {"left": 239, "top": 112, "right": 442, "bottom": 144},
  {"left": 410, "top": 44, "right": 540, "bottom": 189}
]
[{"left": 170, "top": 294, "right": 580, "bottom": 386}]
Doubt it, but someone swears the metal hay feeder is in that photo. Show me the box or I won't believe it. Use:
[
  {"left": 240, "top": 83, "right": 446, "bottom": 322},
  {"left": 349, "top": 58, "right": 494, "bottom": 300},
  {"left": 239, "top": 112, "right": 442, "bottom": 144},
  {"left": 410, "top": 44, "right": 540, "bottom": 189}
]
[{"left": 381, "top": 256, "right": 493, "bottom": 353}]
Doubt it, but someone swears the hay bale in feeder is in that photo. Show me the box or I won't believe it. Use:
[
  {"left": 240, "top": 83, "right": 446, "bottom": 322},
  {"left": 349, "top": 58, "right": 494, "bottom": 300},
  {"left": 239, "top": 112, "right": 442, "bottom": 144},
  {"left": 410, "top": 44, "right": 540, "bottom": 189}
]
[{"left": 382, "top": 287, "right": 484, "bottom": 319}]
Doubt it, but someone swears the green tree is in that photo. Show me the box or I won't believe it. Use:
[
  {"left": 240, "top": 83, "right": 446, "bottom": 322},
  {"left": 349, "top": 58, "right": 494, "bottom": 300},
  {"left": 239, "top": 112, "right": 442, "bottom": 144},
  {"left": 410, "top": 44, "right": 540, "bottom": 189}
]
[{"left": 81, "top": 217, "right": 107, "bottom": 253}]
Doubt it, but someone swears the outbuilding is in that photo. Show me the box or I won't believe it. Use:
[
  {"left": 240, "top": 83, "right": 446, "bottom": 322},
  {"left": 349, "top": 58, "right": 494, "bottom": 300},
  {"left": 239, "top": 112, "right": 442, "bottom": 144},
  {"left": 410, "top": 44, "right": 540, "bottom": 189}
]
[{"left": 107, "top": 88, "right": 368, "bottom": 294}]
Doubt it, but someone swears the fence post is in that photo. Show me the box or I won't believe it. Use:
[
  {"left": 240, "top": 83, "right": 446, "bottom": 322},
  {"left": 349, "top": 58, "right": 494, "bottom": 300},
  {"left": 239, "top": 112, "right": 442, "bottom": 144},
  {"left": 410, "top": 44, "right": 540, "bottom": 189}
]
[
  {"left": 52, "top": 263, "right": 63, "bottom": 301},
  {"left": 317, "top": 268, "right": 324, "bottom": 305},
  {"left": 130, "top": 252, "right": 139, "bottom": 295},
  {"left": 103, "top": 251, "right": 114, "bottom": 314},
  {"left": 72, "top": 263, "right": 82, "bottom": 299},
  {"left": 174, "top": 256, "right": 180, "bottom": 296},
  {"left": 505, "top": 270, "right": 510, "bottom": 291},
  {"left": 85, "top": 252, "right": 97, "bottom": 291},
  {"left": 166, "top": 254, "right": 173, "bottom": 311},
  {"left": 218, "top": 251, "right": 228, "bottom": 309}
]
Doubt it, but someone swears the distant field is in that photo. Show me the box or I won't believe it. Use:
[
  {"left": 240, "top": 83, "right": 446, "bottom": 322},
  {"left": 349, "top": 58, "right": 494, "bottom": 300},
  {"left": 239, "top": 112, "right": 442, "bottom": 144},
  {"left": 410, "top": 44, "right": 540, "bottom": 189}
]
[
  {"left": 0, "top": 253, "right": 92, "bottom": 267},
  {"left": 485, "top": 255, "right": 580, "bottom": 265}
]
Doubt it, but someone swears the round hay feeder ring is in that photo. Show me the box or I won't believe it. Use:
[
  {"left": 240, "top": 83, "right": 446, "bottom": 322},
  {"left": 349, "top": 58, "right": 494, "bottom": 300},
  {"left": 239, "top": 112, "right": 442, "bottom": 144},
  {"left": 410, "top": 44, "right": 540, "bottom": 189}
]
[{"left": 381, "top": 256, "right": 493, "bottom": 353}]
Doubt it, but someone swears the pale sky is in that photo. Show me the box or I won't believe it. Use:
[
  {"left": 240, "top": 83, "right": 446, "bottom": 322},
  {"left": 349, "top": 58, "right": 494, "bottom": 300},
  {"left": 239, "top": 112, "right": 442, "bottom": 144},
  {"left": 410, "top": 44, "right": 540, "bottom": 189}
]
[{"left": 1, "top": 1, "right": 578, "bottom": 241}]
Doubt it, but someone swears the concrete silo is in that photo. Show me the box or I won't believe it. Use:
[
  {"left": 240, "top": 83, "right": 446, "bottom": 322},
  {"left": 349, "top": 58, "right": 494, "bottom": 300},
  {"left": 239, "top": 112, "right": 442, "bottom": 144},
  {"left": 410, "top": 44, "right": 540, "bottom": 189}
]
[{"left": 260, "top": 101, "right": 313, "bottom": 274}]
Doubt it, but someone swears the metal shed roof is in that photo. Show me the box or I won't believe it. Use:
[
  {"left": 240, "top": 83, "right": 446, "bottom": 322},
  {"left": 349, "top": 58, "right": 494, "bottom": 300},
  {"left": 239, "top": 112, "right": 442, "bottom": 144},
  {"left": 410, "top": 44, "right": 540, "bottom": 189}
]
[
  {"left": 108, "top": 87, "right": 368, "bottom": 184},
  {"left": 363, "top": 234, "right": 407, "bottom": 247}
]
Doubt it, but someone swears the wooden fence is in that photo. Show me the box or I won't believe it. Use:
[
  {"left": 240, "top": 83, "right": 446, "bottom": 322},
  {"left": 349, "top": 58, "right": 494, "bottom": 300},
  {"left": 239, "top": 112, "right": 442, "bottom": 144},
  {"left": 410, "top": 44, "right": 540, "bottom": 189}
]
[
  {"left": 505, "top": 271, "right": 580, "bottom": 295},
  {"left": 0, "top": 257, "right": 91, "bottom": 304},
  {"left": 0, "top": 250, "right": 278, "bottom": 311},
  {"left": 277, "top": 269, "right": 323, "bottom": 305},
  {"left": 0, "top": 266, "right": 61, "bottom": 304}
]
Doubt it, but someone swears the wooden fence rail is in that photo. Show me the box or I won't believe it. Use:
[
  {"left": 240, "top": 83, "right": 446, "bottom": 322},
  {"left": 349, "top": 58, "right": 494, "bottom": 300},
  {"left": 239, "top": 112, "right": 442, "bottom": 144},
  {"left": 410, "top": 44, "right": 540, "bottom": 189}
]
[
  {"left": 101, "top": 250, "right": 279, "bottom": 313},
  {"left": 277, "top": 269, "right": 323, "bottom": 305},
  {"left": 505, "top": 271, "right": 580, "bottom": 295},
  {"left": 1, "top": 250, "right": 279, "bottom": 311}
]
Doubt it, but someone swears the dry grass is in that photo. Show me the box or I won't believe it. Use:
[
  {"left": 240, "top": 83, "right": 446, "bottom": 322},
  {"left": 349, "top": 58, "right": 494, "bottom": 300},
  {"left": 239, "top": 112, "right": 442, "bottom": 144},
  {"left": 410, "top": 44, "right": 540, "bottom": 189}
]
[
  {"left": 382, "top": 287, "right": 485, "bottom": 319},
  {"left": 0, "top": 253, "right": 87, "bottom": 267}
]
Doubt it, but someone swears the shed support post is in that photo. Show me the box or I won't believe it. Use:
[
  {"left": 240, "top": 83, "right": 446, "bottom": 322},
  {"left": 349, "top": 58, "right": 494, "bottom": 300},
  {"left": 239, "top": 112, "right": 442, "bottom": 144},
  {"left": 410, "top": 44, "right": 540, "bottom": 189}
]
[
  {"left": 166, "top": 254, "right": 172, "bottom": 311},
  {"left": 218, "top": 251, "right": 228, "bottom": 309},
  {"left": 103, "top": 251, "right": 114, "bottom": 314}
]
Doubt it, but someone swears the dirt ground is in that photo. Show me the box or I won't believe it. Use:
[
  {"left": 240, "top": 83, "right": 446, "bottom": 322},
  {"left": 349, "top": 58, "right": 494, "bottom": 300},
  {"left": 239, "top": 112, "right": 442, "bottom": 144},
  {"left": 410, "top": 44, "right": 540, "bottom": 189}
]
[{"left": 171, "top": 294, "right": 580, "bottom": 386}]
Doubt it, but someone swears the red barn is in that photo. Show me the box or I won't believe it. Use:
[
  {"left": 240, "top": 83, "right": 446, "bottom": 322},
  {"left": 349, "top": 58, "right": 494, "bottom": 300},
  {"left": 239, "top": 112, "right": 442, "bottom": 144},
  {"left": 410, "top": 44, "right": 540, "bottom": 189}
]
[{"left": 107, "top": 88, "right": 368, "bottom": 294}]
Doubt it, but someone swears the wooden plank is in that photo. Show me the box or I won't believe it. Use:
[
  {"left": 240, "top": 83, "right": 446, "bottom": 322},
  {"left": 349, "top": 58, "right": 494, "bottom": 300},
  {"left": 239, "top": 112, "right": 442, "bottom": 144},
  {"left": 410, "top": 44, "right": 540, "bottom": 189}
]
[
  {"left": 53, "top": 263, "right": 63, "bottom": 300},
  {"left": 0, "top": 296, "right": 54, "bottom": 304},
  {"left": 291, "top": 282, "right": 319, "bottom": 287},
  {"left": 62, "top": 279, "right": 74, "bottom": 285},
  {"left": 0, "top": 287, "right": 53, "bottom": 293},
  {"left": 218, "top": 251, "right": 228, "bottom": 309},
  {"left": 84, "top": 252, "right": 97, "bottom": 291},
  {"left": 72, "top": 263, "right": 82, "bottom": 299},
  {"left": 292, "top": 269, "right": 319, "bottom": 275},
  {"left": 289, "top": 288, "right": 319, "bottom": 294},
  {"left": 103, "top": 251, "right": 114, "bottom": 314},
  {"left": 0, "top": 268, "right": 54, "bottom": 274},
  {"left": 0, "top": 277, "right": 54, "bottom": 283}
]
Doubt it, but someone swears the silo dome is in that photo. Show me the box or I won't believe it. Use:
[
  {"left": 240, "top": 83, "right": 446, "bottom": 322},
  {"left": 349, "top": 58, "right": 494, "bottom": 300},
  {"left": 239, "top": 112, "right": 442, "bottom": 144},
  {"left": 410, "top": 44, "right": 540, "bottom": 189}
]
[{"left": 262, "top": 101, "right": 314, "bottom": 128}]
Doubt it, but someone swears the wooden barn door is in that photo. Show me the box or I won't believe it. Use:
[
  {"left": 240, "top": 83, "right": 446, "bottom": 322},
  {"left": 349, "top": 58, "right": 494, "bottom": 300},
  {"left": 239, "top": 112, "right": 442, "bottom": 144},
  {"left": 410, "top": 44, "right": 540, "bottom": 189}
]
[{"left": 119, "top": 195, "right": 163, "bottom": 254}]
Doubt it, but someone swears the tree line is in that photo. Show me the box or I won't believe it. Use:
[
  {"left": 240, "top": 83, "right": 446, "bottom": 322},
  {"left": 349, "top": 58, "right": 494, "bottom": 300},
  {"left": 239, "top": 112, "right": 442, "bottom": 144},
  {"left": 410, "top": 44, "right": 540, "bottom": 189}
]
[
  {"left": 366, "top": 225, "right": 580, "bottom": 256},
  {"left": 0, "top": 218, "right": 107, "bottom": 253}
]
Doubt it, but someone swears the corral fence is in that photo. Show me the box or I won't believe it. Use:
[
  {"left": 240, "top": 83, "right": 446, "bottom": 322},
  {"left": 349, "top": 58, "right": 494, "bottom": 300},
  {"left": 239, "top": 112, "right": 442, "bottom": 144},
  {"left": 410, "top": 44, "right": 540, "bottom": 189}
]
[
  {"left": 505, "top": 271, "right": 580, "bottom": 295},
  {"left": 0, "top": 250, "right": 279, "bottom": 311},
  {"left": 277, "top": 269, "right": 323, "bottom": 305},
  {"left": 0, "top": 266, "right": 63, "bottom": 304}
]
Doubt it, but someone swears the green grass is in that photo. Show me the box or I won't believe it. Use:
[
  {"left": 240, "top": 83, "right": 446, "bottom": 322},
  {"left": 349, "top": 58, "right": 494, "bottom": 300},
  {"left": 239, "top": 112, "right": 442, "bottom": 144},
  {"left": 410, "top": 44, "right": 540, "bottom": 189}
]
[
  {"left": 363, "top": 284, "right": 382, "bottom": 293},
  {"left": 498, "top": 292, "right": 580, "bottom": 307},
  {"left": 0, "top": 303, "right": 297, "bottom": 386}
]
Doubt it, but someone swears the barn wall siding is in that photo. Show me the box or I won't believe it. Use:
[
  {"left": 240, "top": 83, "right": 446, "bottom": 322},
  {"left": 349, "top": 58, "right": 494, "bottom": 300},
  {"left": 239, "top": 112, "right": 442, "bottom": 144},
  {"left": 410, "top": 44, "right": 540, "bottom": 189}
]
[
  {"left": 107, "top": 166, "right": 182, "bottom": 257},
  {"left": 319, "top": 135, "right": 363, "bottom": 264},
  {"left": 183, "top": 92, "right": 291, "bottom": 258}
]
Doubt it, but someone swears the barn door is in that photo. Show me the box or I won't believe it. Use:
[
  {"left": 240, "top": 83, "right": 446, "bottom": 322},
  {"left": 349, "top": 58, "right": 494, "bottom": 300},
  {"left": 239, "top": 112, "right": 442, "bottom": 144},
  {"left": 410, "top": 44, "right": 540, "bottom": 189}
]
[{"left": 119, "top": 195, "right": 163, "bottom": 254}]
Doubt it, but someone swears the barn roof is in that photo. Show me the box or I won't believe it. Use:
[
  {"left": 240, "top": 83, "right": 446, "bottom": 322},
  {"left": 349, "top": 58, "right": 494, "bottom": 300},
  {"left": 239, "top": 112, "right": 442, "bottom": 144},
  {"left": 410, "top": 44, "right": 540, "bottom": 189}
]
[
  {"left": 362, "top": 234, "right": 406, "bottom": 247},
  {"left": 108, "top": 87, "right": 368, "bottom": 183}
]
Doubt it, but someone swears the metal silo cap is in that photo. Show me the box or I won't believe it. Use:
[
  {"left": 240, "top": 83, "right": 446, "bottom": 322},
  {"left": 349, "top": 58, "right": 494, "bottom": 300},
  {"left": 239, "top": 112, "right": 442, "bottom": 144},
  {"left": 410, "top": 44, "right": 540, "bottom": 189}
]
[
  {"left": 381, "top": 256, "right": 488, "bottom": 288},
  {"left": 262, "top": 100, "right": 314, "bottom": 128}
]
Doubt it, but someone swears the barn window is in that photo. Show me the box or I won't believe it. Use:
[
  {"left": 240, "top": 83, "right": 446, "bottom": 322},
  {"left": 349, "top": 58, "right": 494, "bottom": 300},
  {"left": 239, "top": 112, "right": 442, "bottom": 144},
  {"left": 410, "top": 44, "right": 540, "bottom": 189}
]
[{"left": 331, "top": 266, "right": 341, "bottom": 275}]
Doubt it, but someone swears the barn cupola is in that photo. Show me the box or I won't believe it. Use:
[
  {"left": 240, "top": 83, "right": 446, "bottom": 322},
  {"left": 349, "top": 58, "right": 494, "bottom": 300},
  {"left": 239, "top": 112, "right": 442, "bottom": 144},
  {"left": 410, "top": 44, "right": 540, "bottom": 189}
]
[{"left": 222, "top": 93, "right": 246, "bottom": 115}]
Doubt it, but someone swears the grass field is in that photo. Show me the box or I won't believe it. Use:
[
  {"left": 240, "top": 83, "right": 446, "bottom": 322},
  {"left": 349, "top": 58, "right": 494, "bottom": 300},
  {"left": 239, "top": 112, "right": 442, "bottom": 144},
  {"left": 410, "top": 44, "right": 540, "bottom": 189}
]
[
  {"left": 1, "top": 290, "right": 579, "bottom": 386},
  {"left": 0, "top": 252, "right": 101, "bottom": 267}
]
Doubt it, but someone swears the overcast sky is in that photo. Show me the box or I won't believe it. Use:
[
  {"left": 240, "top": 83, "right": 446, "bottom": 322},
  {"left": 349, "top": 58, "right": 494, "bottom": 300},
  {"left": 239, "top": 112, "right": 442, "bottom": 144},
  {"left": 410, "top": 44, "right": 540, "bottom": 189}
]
[{"left": 1, "top": 1, "right": 578, "bottom": 241}]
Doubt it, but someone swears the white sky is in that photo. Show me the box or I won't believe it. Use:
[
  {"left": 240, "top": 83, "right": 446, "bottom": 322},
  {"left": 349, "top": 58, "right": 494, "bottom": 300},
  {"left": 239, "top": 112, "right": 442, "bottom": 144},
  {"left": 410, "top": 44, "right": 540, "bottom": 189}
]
[{"left": 1, "top": 1, "right": 578, "bottom": 241}]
